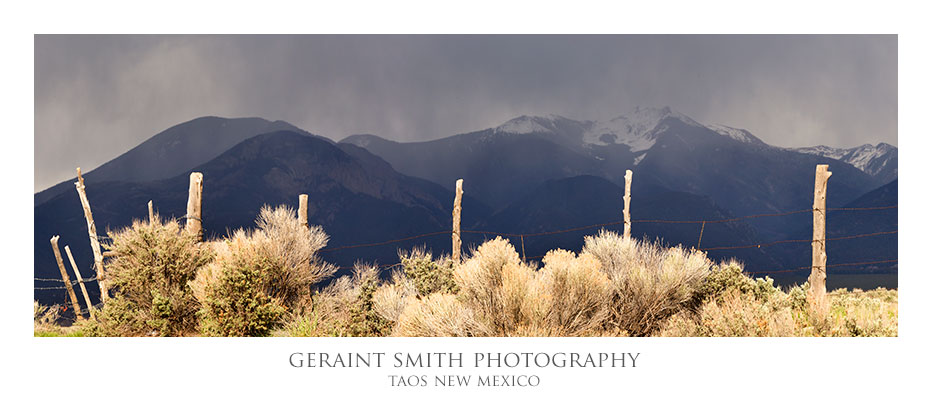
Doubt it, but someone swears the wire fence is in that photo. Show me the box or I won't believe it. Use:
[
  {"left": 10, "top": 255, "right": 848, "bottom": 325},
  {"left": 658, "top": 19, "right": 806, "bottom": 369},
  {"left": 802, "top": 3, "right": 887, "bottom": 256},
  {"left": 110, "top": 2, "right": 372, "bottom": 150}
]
[
  {"left": 314, "top": 205, "right": 897, "bottom": 274},
  {"left": 36, "top": 201, "right": 897, "bottom": 308}
]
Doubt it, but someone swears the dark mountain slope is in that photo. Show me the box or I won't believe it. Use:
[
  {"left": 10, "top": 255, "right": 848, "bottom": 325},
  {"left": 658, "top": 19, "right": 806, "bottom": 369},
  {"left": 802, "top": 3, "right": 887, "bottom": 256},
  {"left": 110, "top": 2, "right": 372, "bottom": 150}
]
[
  {"left": 34, "top": 131, "right": 491, "bottom": 305},
  {"left": 35, "top": 117, "right": 319, "bottom": 206}
]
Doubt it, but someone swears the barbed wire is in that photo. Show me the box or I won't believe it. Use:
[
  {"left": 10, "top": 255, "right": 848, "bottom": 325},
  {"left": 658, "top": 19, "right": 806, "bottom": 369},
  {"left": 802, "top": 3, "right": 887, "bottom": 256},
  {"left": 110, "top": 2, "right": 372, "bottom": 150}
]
[
  {"left": 320, "top": 231, "right": 451, "bottom": 253},
  {"left": 744, "top": 259, "right": 898, "bottom": 275},
  {"left": 317, "top": 205, "right": 896, "bottom": 254},
  {"left": 827, "top": 205, "right": 898, "bottom": 212},
  {"left": 34, "top": 276, "right": 98, "bottom": 284},
  {"left": 37, "top": 204, "right": 898, "bottom": 291}
]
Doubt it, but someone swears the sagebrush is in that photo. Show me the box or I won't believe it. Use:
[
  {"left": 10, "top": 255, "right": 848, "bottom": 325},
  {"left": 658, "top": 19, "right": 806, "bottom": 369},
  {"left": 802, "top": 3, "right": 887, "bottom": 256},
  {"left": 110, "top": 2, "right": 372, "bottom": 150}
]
[
  {"left": 45, "top": 217, "right": 896, "bottom": 337},
  {"left": 89, "top": 216, "right": 212, "bottom": 336},
  {"left": 193, "top": 205, "right": 335, "bottom": 336}
]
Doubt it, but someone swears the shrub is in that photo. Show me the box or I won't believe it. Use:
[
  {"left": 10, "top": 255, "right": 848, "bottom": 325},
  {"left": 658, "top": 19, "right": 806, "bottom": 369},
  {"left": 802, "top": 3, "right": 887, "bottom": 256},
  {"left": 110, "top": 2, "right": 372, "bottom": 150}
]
[
  {"left": 345, "top": 265, "right": 393, "bottom": 336},
  {"left": 453, "top": 237, "right": 536, "bottom": 335},
  {"left": 399, "top": 248, "right": 458, "bottom": 296},
  {"left": 394, "top": 238, "right": 615, "bottom": 337},
  {"left": 692, "top": 260, "right": 780, "bottom": 307},
  {"left": 582, "top": 230, "right": 710, "bottom": 336},
  {"left": 528, "top": 249, "right": 611, "bottom": 336},
  {"left": 372, "top": 270, "right": 417, "bottom": 324},
  {"left": 281, "top": 264, "right": 393, "bottom": 337},
  {"left": 279, "top": 275, "right": 353, "bottom": 337},
  {"left": 92, "top": 216, "right": 212, "bottom": 336},
  {"left": 193, "top": 205, "right": 335, "bottom": 336}
]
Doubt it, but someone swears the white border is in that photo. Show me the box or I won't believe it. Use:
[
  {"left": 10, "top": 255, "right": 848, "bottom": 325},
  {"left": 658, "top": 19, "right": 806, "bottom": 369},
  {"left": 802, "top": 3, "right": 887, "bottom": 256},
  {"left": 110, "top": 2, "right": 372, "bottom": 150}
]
[{"left": 6, "top": 1, "right": 929, "bottom": 402}]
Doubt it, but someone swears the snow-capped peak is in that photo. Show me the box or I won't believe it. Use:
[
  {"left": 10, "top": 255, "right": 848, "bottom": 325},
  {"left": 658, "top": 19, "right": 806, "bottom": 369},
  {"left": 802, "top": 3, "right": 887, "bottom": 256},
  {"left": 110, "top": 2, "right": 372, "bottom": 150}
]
[
  {"left": 581, "top": 106, "right": 700, "bottom": 151},
  {"left": 707, "top": 124, "right": 766, "bottom": 146},
  {"left": 792, "top": 143, "right": 898, "bottom": 176},
  {"left": 493, "top": 114, "right": 570, "bottom": 135}
]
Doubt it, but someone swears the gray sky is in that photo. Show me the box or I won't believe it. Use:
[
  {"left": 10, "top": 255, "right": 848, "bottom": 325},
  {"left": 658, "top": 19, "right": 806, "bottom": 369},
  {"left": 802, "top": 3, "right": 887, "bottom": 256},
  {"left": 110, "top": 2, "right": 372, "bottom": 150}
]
[{"left": 35, "top": 35, "right": 896, "bottom": 192}]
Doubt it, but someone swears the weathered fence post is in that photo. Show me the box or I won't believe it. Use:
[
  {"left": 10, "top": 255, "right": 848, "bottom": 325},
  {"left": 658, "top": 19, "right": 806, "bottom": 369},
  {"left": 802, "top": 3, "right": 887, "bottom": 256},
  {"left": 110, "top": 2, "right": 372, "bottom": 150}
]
[
  {"left": 298, "top": 194, "right": 309, "bottom": 228},
  {"left": 148, "top": 200, "right": 154, "bottom": 223},
  {"left": 808, "top": 164, "right": 831, "bottom": 310},
  {"left": 186, "top": 172, "right": 204, "bottom": 242},
  {"left": 64, "top": 245, "right": 96, "bottom": 321},
  {"left": 623, "top": 169, "right": 633, "bottom": 239},
  {"left": 452, "top": 179, "right": 464, "bottom": 263},
  {"left": 74, "top": 167, "right": 107, "bottom": 303},
  {"left": 50, "top": 236, "right": 83, "bottom": 317}
]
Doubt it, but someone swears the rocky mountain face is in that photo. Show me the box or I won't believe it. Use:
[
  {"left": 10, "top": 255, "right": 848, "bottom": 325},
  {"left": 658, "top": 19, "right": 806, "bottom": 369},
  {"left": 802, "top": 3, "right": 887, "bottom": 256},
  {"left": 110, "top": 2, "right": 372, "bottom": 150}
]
[
  {"left": 342, "top": 107, "right": 890, "bottom": 240},
  {"left": 792, "top": 143, "right": 898, "bottom": 184}
]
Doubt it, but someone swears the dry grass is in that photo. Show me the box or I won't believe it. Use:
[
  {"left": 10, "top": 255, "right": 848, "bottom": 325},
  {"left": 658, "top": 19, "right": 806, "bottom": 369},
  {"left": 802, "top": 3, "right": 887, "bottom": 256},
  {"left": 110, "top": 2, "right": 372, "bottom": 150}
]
[
  {"left": 393, "top": 294, "right": 491, "bottom": 337},
  {"left": 34, "top": 301, "right": 64, "bottom": 335},
  {"left": 659, "top": 283, "right": 897, "bottom": 337},
  {"left": 372, "top": 270, "right": 417, "bottom": 324},
  {"left": 824, "top": 288, "right": 898, "bottom": 337},
  {"left": 660, "top": 289, "right": 798, "bottom": 337},
  {"left": 280, "top": 263, "right": 392, "bottom": 337}
]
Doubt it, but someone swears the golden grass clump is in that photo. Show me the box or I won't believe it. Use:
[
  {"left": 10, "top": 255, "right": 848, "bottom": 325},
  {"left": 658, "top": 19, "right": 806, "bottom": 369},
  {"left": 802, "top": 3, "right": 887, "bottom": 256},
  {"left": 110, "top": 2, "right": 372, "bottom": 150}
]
[
  {"left": 453, "top": 237, "right": 536, "bottom": 335},
  {"left": 582, "top": 230, "right": 710, "bottom": 336},
  {"left": 393, "top": 294, "right": 491, "bottom": 337},
  {"left": 528, "top": 249, "right": 611, "bottom": 336}
]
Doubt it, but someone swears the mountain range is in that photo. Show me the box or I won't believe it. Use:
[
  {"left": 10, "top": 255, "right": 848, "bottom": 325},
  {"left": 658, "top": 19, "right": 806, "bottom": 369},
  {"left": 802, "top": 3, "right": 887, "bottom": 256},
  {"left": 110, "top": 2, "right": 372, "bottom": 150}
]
[{"left": 34, "top": 107, "right": 897, "bottom": 305}]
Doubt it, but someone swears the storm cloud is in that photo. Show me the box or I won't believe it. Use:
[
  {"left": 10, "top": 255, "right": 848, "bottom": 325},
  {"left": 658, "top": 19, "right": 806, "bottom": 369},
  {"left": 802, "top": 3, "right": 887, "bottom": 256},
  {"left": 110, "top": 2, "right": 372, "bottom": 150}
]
[{"left": 34, "top": 35, "right": 896, "bottom": 191}]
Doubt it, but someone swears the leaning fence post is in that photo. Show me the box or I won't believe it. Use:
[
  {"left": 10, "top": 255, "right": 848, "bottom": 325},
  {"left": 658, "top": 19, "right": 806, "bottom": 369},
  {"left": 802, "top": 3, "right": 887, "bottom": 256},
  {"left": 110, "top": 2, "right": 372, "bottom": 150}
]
[
  {"left": 808, "top": 164, "right": 831, "bottom": 311},
  {"left": 452, "top": 179, "right": 464, "bottom": 263},
  {"left": 64, "top": 245, "right": 96, "bottom": 321},
  {"left": 185, "top": 172, "right": 204, "bottom": 242},
  {"left": 50, "top": 236, "right": 83, "bottom": 317},
  {"left": 298, "top": 194, "right": 309, "bottom": 228},
  {"left": 74, "top": 167, "right": 107, "bottom": 303},
  {"left": 623, "top": 169, "right": 633, "bottom": 239},
  {"left": 148, "top": 200, "right": 154, "bottom": 223}
]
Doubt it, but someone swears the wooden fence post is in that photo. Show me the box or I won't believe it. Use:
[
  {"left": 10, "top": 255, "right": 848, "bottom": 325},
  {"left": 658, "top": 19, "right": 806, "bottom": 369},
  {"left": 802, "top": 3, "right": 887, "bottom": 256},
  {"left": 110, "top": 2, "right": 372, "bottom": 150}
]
[
  {"left": 64, "top": 245, "right": 96, "bottom": 321},
  {"left": 623, "top": 169, "right": 633, "bottom": 239},
  {"left": 808, "top": 164, "right": 832, "bottom": 310},
  {"left": 186, "top": 172, "right": 204, "bottom": 242},
  {"left": 50, "top": 236, "right": 83, "bottom": 317},
  {"left": 298, "top": 194, "right": 309, "bottom": 228},
  {"left": 74, "top": 167, "right": 107, "bottom": 303},
  {"left": 148, "top": 200, "right": 154, "bottom": 223},
  {"left": 452, "top": 179, "right": 464, "bottom": 263}
]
